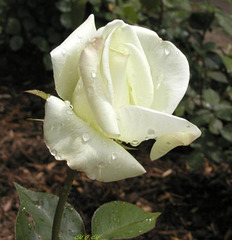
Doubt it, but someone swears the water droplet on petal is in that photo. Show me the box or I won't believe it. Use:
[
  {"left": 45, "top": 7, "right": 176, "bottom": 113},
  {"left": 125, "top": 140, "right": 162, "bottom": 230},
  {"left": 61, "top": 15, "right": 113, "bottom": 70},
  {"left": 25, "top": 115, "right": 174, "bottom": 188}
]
[
  {"left": 77, "top": 81, "right": 83, "bottom": 90},
  {"left": 62, "top": 48, "right": 66, "bottom": 56},
  {"left": 156, "top": 75, "right": 163, "bottom": 89},
  {"left": 187, "top": 125, "right": 191, "bottom": 128},
  {"left": 55, "top": 155, "right": 62, "bottom": 160},
  {"left": 167, "top": 141, "right": 171, "bottom": 145},
  {"left": 51, "top": 149, "right": 57, "bottom": 156},
  {"left": 97, "top": 161, "right": 105, "bottom": 168},
  {"left": 66, "top": 109, "right": 73, "bottom": 115},
  {"left": 91, "top": 71, "right": 97, "bottom": 78},
  {"left": 111, "top": 152, "right": 117, "bottom": 160},
  {"left": 164, "top": 48, "right": 170, "bottom": 55},
  {"left": 65, "top": 100, "right": 73, "bottom": 109},
  {"left": 131, "top": 140, "right": 140, "bottom": 147},
  {"left": 90, "top": 37, "right": 97, "bottom": 45},
  {"left": 82, "top": 133, "right": 90, "bottom": 142},
  {"left": 147, "top": 128, "right": 156, "bottom": 137}
]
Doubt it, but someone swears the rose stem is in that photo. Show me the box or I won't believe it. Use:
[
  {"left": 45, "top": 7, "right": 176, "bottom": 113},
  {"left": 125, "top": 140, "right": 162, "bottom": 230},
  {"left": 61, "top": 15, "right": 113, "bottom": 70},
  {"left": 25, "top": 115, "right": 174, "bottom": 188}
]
[{"left": 52, "top": 166, "right": 76, "bottom": 240}]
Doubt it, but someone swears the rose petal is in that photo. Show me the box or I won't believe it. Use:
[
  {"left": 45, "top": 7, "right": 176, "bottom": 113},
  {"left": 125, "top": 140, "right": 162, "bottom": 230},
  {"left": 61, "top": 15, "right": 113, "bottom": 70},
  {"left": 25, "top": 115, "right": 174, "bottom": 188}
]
[
  {"left": 72, "top": 77, "right": 101, "bottom": 133},
  {"left": 117, "top": 105, "right": 201, "bottom": 158},
  {"left": 50, "top": 14, "right": 96, "bottom": 101},
  {"left": 44, "top": 96, "right": 146, "bottom": 182},
  {"left": 110, "top": 25, "right": 154, "bottom": 107},
  {"left": 79, "top": 37, "right": 120, "bottom": 136},
  {"left": 133, "top": 26, "right": 189, "bottom": 114},
  {"left": 150, "top": 132, "right": 197, "bottom": 160},
  {"left": 109, "top": 49, "right": 130, "bottom": 108}
]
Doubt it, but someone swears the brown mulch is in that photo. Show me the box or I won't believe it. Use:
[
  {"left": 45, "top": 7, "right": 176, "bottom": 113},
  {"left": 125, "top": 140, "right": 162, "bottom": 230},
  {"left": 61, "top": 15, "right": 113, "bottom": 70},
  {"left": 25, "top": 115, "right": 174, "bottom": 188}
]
[{"left": 1, "top": 68, "right": 232, "bottom": 240}]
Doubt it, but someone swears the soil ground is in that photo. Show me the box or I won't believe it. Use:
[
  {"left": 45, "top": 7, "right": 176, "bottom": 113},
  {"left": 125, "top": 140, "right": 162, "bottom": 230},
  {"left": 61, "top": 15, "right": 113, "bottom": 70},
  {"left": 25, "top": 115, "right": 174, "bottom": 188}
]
[{"left": 1, "top": 1, "right": 232, "bottom": 240}]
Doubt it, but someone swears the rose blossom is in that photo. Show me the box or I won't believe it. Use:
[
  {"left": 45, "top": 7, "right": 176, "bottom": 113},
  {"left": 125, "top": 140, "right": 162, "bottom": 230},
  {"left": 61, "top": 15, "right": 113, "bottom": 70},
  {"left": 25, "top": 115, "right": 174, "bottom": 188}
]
[{"left": 43, "top": 15, "right": 201, "bottom": 182}]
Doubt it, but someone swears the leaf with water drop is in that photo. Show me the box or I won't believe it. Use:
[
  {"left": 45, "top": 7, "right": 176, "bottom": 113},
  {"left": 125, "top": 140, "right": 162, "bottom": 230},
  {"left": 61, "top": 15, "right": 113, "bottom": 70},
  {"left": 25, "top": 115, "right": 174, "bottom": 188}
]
[
  {"left": 92, "top": 201, "right": 160, "bottom": 239},
  {"left": 16, "top": 206, "right": 40, "bottom": 240},
  {"left": 15, "top": 183, "right": 85, "bottom": 240}
]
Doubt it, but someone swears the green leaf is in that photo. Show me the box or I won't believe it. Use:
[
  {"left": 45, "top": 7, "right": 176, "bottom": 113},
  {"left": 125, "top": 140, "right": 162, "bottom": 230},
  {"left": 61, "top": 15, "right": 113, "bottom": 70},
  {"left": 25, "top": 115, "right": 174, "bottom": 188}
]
[
  {"left": 203, "top": 88, "right": 220, "bottom": 106},
  {"left": 215, "top": 10, "right": 232, "bottom": 38},
  {"left": 188, "top": 12, "right": 214, "bottom": 31},
  {"left": 204, "top": 52, "right": 222, "bottom": 70},
  {"left": 191, "top": 109, "right": 214, "bottom": 126},
  {"left": 187, "top": 151, "right": 204, "bottom": 170},
  {"left": 209, "top": 149, "right": 224, "bottom": 163},
  {"left": 6, "top": 17, "right": 21, "bottom": 34},
  {"left": 10, "top": 35, "right": 23, "bottom": 51},
  {"left": 16, "top": 207, "right": 40, "bottom": 240},
  {"left": 214, "top": 102, "right": 232, "bottom": 121},
  {"left": 55, "top": 0, "right": 71, "bottom": 12},
  {"left": 92, "top": 201, "right": 160, "bottom": 240},
  {"left": 60, "top": 13, "right": 72, "bottom": 29},
  {"left": 209, "top": 118, "right": 223, "bottom": 135},
  {"left": 207, "top": 71, "right": 228, "bottom": 83},
  {"left": 222, "top": 55, "right": 232, "bottom": 73},
  {"left": 31, "top": 36, "right": 49, "bottom": 52},
  {"left": 226, "top": 86, "right": 232, "bottom": 101},
  {"left": 220, "top": 123, "right": 232, "bottom": 142},
  {"left": 15, "top": 183, "right": 85, "bottom": 240}
]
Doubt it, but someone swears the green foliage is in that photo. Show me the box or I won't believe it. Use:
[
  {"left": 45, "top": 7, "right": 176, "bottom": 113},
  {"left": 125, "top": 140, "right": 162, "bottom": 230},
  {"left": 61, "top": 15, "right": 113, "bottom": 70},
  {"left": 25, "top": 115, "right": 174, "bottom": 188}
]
[
  {"left": 15, "top": 183, "right": 85, "bottom": 240},
  {"left": 92, "top": 201, "right": 160, "bottom": 239},
  {"left": 15, "top": 183, "right": 159, "bottom": 239}
]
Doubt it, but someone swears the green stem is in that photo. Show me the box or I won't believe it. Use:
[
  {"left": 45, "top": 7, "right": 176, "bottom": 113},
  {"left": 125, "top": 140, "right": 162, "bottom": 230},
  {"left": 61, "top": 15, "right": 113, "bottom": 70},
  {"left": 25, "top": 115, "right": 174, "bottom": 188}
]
[{"left": 52, "top": 166, "right": 76, "bottom": 240}]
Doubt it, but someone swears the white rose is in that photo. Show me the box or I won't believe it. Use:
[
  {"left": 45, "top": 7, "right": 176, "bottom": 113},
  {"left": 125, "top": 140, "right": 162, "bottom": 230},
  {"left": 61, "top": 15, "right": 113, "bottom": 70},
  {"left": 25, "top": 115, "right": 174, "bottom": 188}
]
[{"left": 44, "top": 15, "right": 201, "bottom": 182}]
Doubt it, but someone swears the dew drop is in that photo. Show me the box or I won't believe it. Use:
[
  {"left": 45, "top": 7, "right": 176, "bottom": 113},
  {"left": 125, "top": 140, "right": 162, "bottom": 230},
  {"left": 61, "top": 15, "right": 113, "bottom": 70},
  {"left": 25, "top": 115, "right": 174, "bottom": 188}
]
[
  {"left": 55, "top": 155, "right": 62, "bottom": 160},
  {"left": 146, "top": 218, "right": 152, "bottom": 222},
  {"left": 36, "top": 204, "right": 42, "bottom": 209},
  {"left": 82, "top": 133, "right": 90, "bottom": 142},
  {"left": 131, "top": 140, "right": 140, "bottom": 147},
  {"left": 91, "top": 71, "right": 97, "bottom": 78},
  {"left": 51, "top": 149, "right": 57, "bottom": 156},
  {"left": 166, "top": 141, "right": 171, "bottom": 145},
  {"left": 97, "top": 161, "right": 105, "bottom": 168},
  {"left": 147, "top": 128, "right": 156, "bottom": 137},
  {"left": 65, "top": 100, "right": 73, "bottom": 109},
  {"left": 28, "top": 224, "right": 32, "bottom": 230},
  {"left": 66, "top": 109, "right": 73, "bottom": 115},
  {"left": 187, "top": 125, "right": 191, "bottom": 128},
  {"left": 111, "top": 152, "right": 117, "bottom": 160},
  {"left": 90, "top": 37, "right": 97, "bottom": 45},
  {"left": 62, "top": 48, "right": 66, "bottom": 56},
  {"left": 77, "top": 81, "right": 83, "bottom": 90},
  {"left": 156, "top": 75, "right": 163, "bottom": 89},
  {"left": 164, "top": 48, "right": 170, "bottom": 55}
]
